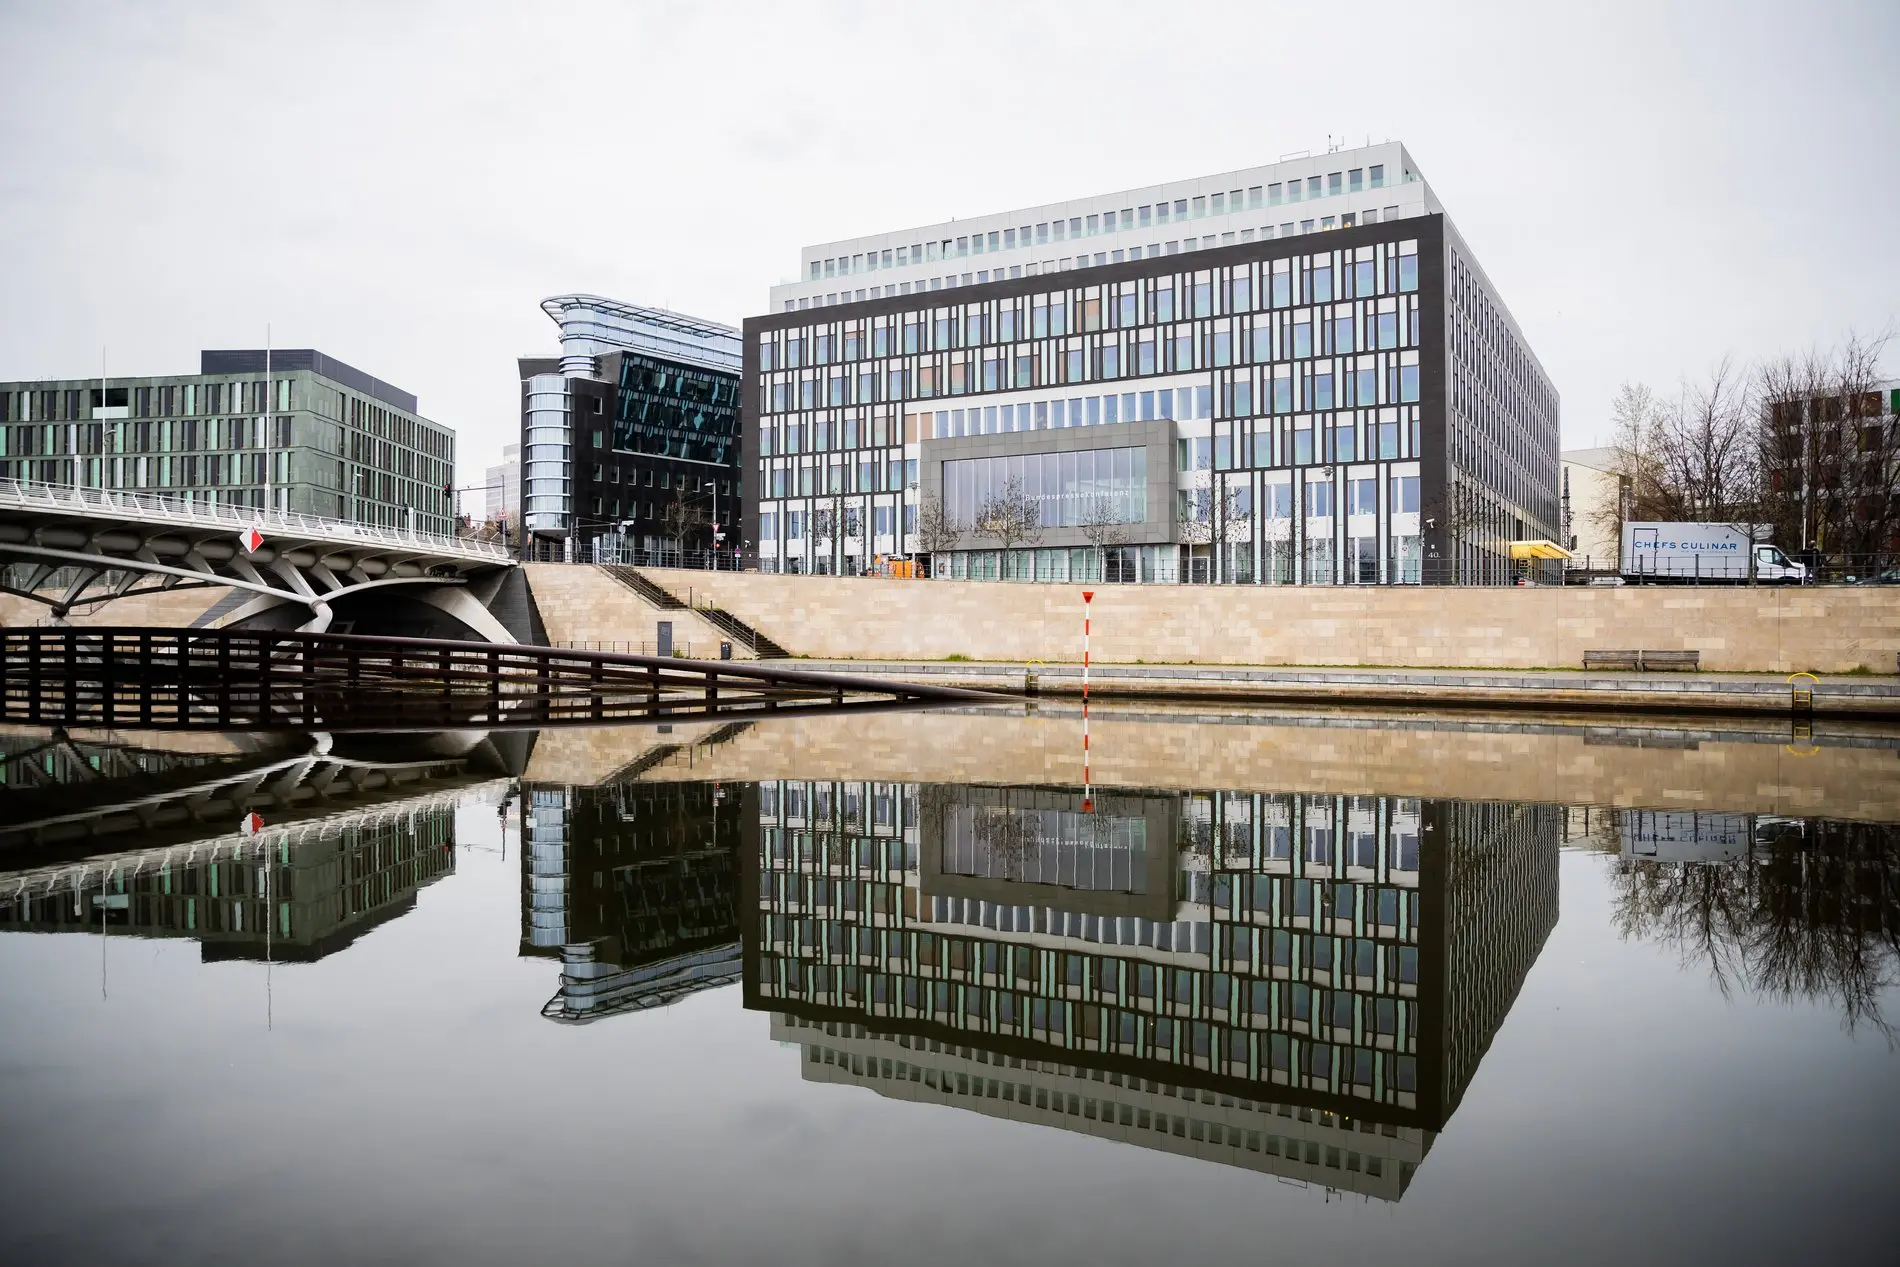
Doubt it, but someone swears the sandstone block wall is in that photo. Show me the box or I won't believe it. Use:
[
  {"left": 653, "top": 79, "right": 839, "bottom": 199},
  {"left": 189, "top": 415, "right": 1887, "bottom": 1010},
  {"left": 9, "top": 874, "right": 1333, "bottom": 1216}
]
[
  {"left": 0, "top": 587, "right": 221, "bottom": 629},
  {"left": 548, "top": 567, "right": 1900, "bottom": 674},
  {"left": 523, "top": 709, "right": 1900, "bottom": 823},
  {"left": 523, "top": 564, "right": 757, "bottom": 658}
]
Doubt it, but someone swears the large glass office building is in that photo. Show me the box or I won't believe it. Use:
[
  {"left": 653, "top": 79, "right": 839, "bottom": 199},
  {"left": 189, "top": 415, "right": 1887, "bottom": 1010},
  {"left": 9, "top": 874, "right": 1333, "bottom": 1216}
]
[
  {"left": 0, "top": 349, "right": 457, "bottom": 534},
  {"left": 742, "top": 142, "right": 1559, "bottom": 583}
]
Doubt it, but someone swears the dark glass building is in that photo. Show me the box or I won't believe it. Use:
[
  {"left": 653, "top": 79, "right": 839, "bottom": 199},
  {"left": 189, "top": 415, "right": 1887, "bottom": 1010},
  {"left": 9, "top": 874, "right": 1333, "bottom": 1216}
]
[{"left": 520, "top": 295, "right": 743, "bottom": 562}]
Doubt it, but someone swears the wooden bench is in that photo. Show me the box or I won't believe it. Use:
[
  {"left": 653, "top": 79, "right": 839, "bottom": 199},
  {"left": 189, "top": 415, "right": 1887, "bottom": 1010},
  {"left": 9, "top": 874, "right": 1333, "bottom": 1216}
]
[
  {"left": 1583, "top": 650, "right": 1641, "bottom": 671},
  {"left": 1639, "top": 650, "right": 1701, "bottom": 672}
]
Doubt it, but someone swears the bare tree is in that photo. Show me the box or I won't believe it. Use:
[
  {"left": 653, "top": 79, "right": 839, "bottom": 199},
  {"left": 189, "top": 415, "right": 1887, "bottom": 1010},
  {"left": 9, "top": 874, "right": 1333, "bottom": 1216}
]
[
  {"left": 912, "top": 492, "right": 963, "bottom": 575},
  {"left": 1597, "top": 382, "right": 1666, "bottom": 546},
  {"left": 1607, "top": 365, "right": 1756, "bottom": 525},
  {"left": 1177, "top": 478, "right": 1248, "bottom": 582},
  {"left": 1609, "top": 818, "right": 1900, "bottom": 1043},
  {"left": 1078, "top": 492, "right": 1133, "bottom": 581},
  {"left": 660, "top": 491, "right": 710, "bottom": 562},
  {"left": 1658, "top": 356, "right": 1757, "bottom": 522},
  {"left": 1439, "top": 475, "right": 1498, "bottom": 584},
  {"left": 973, "top": 476, "right": 1044, "bottom": 574},
  {"left": 1755, "top": 328, "right": 1898, "bottom": 571}
]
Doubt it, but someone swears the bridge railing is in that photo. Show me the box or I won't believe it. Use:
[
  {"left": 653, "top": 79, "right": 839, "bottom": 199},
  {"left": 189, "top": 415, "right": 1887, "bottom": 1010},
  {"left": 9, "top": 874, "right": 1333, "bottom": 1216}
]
[
  {"left": 0, "top": 626, "right": 1000, "bottom": 730},
  {"left": 0, "top": 478, "right": 512, "bottom": 562}
]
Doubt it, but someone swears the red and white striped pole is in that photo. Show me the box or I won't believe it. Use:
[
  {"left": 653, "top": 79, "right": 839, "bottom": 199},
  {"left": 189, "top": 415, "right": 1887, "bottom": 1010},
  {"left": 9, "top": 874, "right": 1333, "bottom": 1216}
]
[{"left": 1081, "top": 589, "right": 1093, "bottom": 812}]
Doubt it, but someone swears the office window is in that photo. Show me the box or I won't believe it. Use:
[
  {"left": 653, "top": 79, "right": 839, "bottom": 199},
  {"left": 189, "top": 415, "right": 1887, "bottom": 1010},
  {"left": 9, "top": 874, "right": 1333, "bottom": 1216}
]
[
  {"left": 1210, "top": 192, "right": 1224, "bottom": 215},
  {"left": 1248, "top": 185, "right": 1263, "bottom": 208},
  {"left": 1086, "top": 214, "right": 1099, "bottom": 234},
  {"left": 1139, "top": 205, "right": 1152, "bottom": 226},
  {"left": 1369, "top": 164, "right": 1385, "bottom": 188},
  {"left": 1070, "top": 217, "right": 1082, "bottom": 236},
  {"left": 1349, "top": 168, "right": 1363, "bottom": 192},
  {"left": 1174, "top": 200, "right": 1187, "bottom": 218},
  {"left": 1328, "top": 172, "right": 1343, "bottom": 196},
  {"left": 809, "top": 261, "right": 820, "bottom": 280},
  {"left": 1037, "top": 222, "right": 1049, "bottom": 243},
  {"left": 1191, "top": 195, "right": 1206, "bottom": 217},
  {"left": 1307, "top": 176, "right": 1322, "bottom": 199}
]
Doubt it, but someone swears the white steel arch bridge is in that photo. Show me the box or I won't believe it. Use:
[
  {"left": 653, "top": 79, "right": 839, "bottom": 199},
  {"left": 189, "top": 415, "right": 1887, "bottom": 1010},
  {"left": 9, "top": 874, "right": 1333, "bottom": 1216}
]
[{"left": 0, "top": 478, "right": 518, "bottom": 639}]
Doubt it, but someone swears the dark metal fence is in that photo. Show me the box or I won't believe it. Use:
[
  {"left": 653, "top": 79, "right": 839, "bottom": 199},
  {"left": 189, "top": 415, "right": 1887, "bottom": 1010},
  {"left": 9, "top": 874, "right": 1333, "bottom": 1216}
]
[
  {"left": 0, "top": 627, "right": 995, "bottom": 731},
  {"left": 1562, "top": 554, "right": 1899, "bottom": 585}
]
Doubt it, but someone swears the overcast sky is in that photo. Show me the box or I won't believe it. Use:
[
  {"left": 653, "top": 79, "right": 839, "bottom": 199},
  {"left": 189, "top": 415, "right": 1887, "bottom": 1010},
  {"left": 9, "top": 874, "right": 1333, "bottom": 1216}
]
[{"left": 2, "top": 0, "right": 1895, "bottom": 482}]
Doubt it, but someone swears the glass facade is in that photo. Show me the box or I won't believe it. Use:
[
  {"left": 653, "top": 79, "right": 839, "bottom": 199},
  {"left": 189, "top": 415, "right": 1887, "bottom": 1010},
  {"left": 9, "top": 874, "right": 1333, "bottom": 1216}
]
[
  {"left": 745, "top": 204, "right": 1559, "bottom": 584},
  {"left": 944, "top": 447, "right": 1144, "bottom": 528},
  {"left": 744, "top": 779, "right": 1559, "bottom": 1139},
  {"left": 521, "top": 298, "right": 744, "bottom": 557},
  {"left": 612, "top": 353, "right": 741, "bottom": 466},
  {"left": 0, "top": 360, "right": 457, "bottom": 534}
]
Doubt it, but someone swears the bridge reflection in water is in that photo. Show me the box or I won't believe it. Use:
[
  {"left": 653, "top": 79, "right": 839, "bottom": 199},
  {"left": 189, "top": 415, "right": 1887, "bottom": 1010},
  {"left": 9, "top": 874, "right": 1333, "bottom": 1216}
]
[{"left": 0, "top": 726, "right": 514, "bottom": 962}]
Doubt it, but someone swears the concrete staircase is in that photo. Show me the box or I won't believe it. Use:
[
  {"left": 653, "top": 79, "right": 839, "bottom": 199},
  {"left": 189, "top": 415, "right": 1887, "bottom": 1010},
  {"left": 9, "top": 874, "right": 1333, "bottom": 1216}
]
[
  {"left": 599, "top": 566, "right": 789, "bottom": 659},
  {"left": 600, "top": 565, "right": 684, "bottom": 610}
]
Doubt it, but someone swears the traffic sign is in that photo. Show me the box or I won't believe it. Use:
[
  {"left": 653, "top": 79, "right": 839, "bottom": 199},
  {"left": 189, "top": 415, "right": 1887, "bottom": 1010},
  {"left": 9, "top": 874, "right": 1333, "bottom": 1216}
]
[
  {"left": 240, "top": 525, "right": 265, "bottom": 554},
  {"left": 239, "top": 811, "right": 264, "bottom": 835}
]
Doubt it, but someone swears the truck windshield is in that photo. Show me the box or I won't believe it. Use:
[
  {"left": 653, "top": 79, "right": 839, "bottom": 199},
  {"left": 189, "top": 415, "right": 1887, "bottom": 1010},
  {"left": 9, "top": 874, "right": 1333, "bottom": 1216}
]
[{"left": 1759, "top": 547, "right": 1790, "bottom": 566}]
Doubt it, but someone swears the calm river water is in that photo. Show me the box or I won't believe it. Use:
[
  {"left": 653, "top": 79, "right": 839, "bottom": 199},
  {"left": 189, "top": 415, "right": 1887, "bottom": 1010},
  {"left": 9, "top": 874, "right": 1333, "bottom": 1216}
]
[{"left": 1, "top": 707, "right": 1896, "bottom": 1266}]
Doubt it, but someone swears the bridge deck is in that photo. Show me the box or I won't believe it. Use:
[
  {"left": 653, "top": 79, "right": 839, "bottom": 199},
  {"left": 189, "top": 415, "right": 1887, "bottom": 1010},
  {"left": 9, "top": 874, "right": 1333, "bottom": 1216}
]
[{"left": 0, "top": 477, "right": 510, "bottom": 564}]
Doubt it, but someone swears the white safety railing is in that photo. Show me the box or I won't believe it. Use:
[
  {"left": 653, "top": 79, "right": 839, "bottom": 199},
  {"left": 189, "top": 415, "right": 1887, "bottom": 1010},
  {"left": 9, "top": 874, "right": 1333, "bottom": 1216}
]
[{"left": 0, "top": 478, "right": 512, "bottom": 562}]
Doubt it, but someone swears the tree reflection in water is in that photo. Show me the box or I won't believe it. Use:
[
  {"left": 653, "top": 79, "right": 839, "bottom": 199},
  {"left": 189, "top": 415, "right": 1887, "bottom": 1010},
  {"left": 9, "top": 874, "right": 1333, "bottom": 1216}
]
[{"left": 1609, "top": 819, "right": 1900, "bottom": 1041}]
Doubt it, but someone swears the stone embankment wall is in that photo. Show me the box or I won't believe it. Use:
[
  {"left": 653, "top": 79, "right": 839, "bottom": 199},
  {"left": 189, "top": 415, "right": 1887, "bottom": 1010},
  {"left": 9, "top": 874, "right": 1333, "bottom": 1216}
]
[
  {"left": 0, "top": 587, "right": 219, "bottom": 629},
  {"left": 522, "top": 708, "right": 1900, "bottom": 823},
  {"left": 534, "top": 566, "right": 1900, "bottom": 675},
  {"left": 524, "top": 565, "right": 757, "bottom": 658}
]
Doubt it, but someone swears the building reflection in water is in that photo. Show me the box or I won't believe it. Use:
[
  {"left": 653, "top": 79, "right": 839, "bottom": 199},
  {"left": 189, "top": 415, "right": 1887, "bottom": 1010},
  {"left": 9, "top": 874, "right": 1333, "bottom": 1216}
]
[
  {"left": 743, "top": 780, "right": 1561, "bottom": 1200},
  {"left": 521, "top": 779, "right": 745, "bottom": 1023},
  {"left": 0, "top": 797, "right": 461, "bottom": 963}
]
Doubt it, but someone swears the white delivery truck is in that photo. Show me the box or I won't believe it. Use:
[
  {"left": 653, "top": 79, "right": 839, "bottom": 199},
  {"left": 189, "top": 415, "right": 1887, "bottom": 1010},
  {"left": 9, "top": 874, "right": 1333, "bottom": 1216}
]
[{"left": 1621, "top": 521, "right": 1807, "bottom": 584}]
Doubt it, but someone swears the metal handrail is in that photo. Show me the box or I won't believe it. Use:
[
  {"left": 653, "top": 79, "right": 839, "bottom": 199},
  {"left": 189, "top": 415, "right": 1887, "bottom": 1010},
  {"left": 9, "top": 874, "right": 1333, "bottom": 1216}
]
[{"left": 0, "top": 477, "right": 511, "bottom": 561}]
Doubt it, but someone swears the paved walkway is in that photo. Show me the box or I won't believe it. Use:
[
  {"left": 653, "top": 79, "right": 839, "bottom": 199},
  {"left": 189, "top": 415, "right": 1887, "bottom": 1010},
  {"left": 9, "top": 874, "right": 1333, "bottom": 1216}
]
[{"left": 784, "top": 658, "right": 1900, "bottom": 717}]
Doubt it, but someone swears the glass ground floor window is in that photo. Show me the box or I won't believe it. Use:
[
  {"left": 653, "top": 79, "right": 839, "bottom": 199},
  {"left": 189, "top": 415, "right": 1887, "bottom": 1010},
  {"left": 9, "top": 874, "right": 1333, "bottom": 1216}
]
[{"left": 758, "top": 459, "right": 1438, "bottom": 583}]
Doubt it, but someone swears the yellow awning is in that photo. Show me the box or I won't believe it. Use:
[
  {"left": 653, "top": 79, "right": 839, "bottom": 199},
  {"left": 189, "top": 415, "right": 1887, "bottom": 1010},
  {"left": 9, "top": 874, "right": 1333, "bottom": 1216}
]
[{"left": 1507, "top": 539, "right": 1573, "bottom": 560}]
